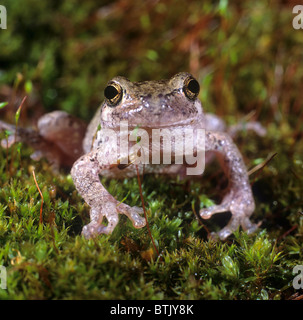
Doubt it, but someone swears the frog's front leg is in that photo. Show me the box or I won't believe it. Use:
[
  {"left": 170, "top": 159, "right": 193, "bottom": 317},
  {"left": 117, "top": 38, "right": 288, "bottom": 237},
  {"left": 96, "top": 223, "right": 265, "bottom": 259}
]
[
  {"left": 200, "top": 131, "right": 259, "bottom": 240},
  {"left": 71, "top": 150, "right": 146, "bottom": 239}
]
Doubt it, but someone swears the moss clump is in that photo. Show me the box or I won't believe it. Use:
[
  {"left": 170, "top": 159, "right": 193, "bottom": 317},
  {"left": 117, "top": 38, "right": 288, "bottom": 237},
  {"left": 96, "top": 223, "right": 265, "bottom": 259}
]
[{"left": 0, "top": 0, "right": 303, "bottom": 300}]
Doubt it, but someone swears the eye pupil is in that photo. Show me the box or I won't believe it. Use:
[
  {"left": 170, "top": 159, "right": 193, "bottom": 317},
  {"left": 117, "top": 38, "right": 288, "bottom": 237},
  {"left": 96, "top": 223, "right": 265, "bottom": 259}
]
[
  {"left": 104, "top": 83, "right": 122, "bottom": 106},
  {"left": 187, "top": 79, "right": 200, "bottom": 94},
  {"left": 183, "top": 77, "right": 200, "bottom": 100},
  {"left": 104, "top": 85, "right": 119, "bottom": 100}
]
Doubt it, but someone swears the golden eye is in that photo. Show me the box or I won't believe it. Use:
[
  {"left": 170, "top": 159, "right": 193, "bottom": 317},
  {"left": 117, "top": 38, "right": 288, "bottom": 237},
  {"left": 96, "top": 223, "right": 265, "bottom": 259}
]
[
  {"left": 104, "top": 82, "right": 123, "bottom": 107},
  {"left": 183, "top": 77, "right": 200, "bottom": 100}
]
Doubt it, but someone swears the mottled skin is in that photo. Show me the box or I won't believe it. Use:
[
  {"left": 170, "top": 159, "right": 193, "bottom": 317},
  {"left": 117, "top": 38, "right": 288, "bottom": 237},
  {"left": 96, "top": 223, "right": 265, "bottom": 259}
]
[{"left": 0, "top": 72, "right": 263, "bottom": 240}]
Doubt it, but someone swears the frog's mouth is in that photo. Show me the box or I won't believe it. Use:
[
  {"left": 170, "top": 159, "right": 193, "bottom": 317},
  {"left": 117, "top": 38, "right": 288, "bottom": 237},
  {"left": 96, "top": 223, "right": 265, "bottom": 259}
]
[
  {"left": 101, "top": 92, "right": 204, "bottom": 130},
  {"left": 101, "top": 115, "right": 205, "bottom": 133},
  {"left": 136, "top": 115, "right": 205, "bottom": 130},
  {"left": 101, "top": 101, "right": 205, "bottom": 129}
]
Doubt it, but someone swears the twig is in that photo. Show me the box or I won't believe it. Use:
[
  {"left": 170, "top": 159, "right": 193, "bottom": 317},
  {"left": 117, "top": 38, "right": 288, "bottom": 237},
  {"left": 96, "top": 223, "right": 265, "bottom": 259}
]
[
  {"left": 277, "top": 224, "right": 298, "bottom": 242},
  {"left": 32, "top": 170, "right": 43, "bottom": 224},
  {"left": 249, "top": 152, "right": 277, "bottom": 186},
  {"left": 248, "top": 152, "right": 277, "bottom": 176}
]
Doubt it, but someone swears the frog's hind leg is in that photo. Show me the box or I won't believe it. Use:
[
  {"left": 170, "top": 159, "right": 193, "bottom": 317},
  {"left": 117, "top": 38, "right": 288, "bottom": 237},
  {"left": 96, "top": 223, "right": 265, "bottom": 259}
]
[
  {"left": 36, "top": 111, "right": 87, "bottom": 167},
  {"left": 0, "top": 120, "right": 61, "bottom": 167},
  {"left": 0, "top": 111, "right": 87, "bottom": 169}
]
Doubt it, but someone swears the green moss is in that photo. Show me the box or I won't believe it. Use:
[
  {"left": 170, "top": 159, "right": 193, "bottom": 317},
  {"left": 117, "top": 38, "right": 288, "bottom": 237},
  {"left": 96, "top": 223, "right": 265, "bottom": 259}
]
[{"left": 0, "top": 0, "right": 303, "bottom": 300}]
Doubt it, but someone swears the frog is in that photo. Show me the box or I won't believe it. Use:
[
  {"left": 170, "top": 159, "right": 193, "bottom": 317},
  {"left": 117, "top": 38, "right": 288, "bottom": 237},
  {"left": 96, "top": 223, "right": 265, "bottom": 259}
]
[{"left": 0, "top": 72, "right": 264, "bottom": 240}]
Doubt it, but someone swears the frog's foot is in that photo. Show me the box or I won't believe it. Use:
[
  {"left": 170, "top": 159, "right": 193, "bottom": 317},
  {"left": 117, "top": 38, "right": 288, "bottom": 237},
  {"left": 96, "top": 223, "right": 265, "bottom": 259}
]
[
  {"left": 82, "top": 202, "right": 120, "bottom": 239},
  {"left": 200, "top": 193, "right": 260, "bottom": 240},
  {"left": 82, "top": 221, "right": 113, "bottom": 239},
  {"left": 1, "top": 134, "right": 17, "bottom": 148},
  {"left": 0, "top": 120, "right": 18, "bottom": 148},
  {"left": 207, "top": 216, "right": 261, "bottom": 241},
  {"left": 0, "top": 120, "right": 41, "bottom": 148},
  {"left": 81, "top": 202, "right": 146, "bottom": 239},
  {"left": 116, "top": 203, "right": 146, "bottom": 229}
]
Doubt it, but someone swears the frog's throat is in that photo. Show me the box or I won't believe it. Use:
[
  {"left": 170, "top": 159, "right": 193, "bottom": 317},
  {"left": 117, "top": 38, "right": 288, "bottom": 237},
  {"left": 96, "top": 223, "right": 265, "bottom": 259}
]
[{"left": 101, "top": 114, "right": 205, "bottom": 131}]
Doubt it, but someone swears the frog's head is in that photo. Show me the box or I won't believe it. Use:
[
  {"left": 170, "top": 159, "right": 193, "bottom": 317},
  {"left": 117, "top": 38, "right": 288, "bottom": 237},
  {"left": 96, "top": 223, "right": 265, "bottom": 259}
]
[{"left": 100, "top": 72, "right": 204, "bottom": 129}]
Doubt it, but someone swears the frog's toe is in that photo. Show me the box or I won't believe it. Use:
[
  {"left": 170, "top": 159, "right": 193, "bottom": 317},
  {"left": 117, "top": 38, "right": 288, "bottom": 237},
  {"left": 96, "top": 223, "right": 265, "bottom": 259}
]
[
  {"left": 116, "top": 203, "right": 146, "bottom": 229},
  {"left": 82, "top": 221, "right": 118, "bottom": 239},
  {"left": 210, "top": 216, "right": 241, "bottom": 240},
  {"left": 241, "top": 217, "right": 261, "bottom": 234},
  {"left": 208, "top": 230, "right": 231, "bottom": 241},
  {"left": 81, "top": 204, "right": 120, "bottom": 239},
  {"left": 129, "top": 206, "right": 146, "bottom": 228},
  {"left": 200, "top": 194, "right": 259, "bottom": 239},
  {"left": 208, "top": 216, "right": 260, "bottom": 241},
  {"left": 81, "top": 222, "right": 103, "bottom": 239},
  {"left": 1, "top": 134, "right": 17, "bottom": 148},
  {"left": 199, "top": 204, "right": 228, "bottom": 219}
]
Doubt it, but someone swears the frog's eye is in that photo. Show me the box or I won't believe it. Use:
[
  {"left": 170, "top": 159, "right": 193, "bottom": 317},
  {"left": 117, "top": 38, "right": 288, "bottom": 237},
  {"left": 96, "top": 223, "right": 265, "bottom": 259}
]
[
  {"left": 104, "top": 83, "right": 123, "bottom": 107},
  {"left": 183, "top": 77, "right": 200, "bottom": 100}
]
